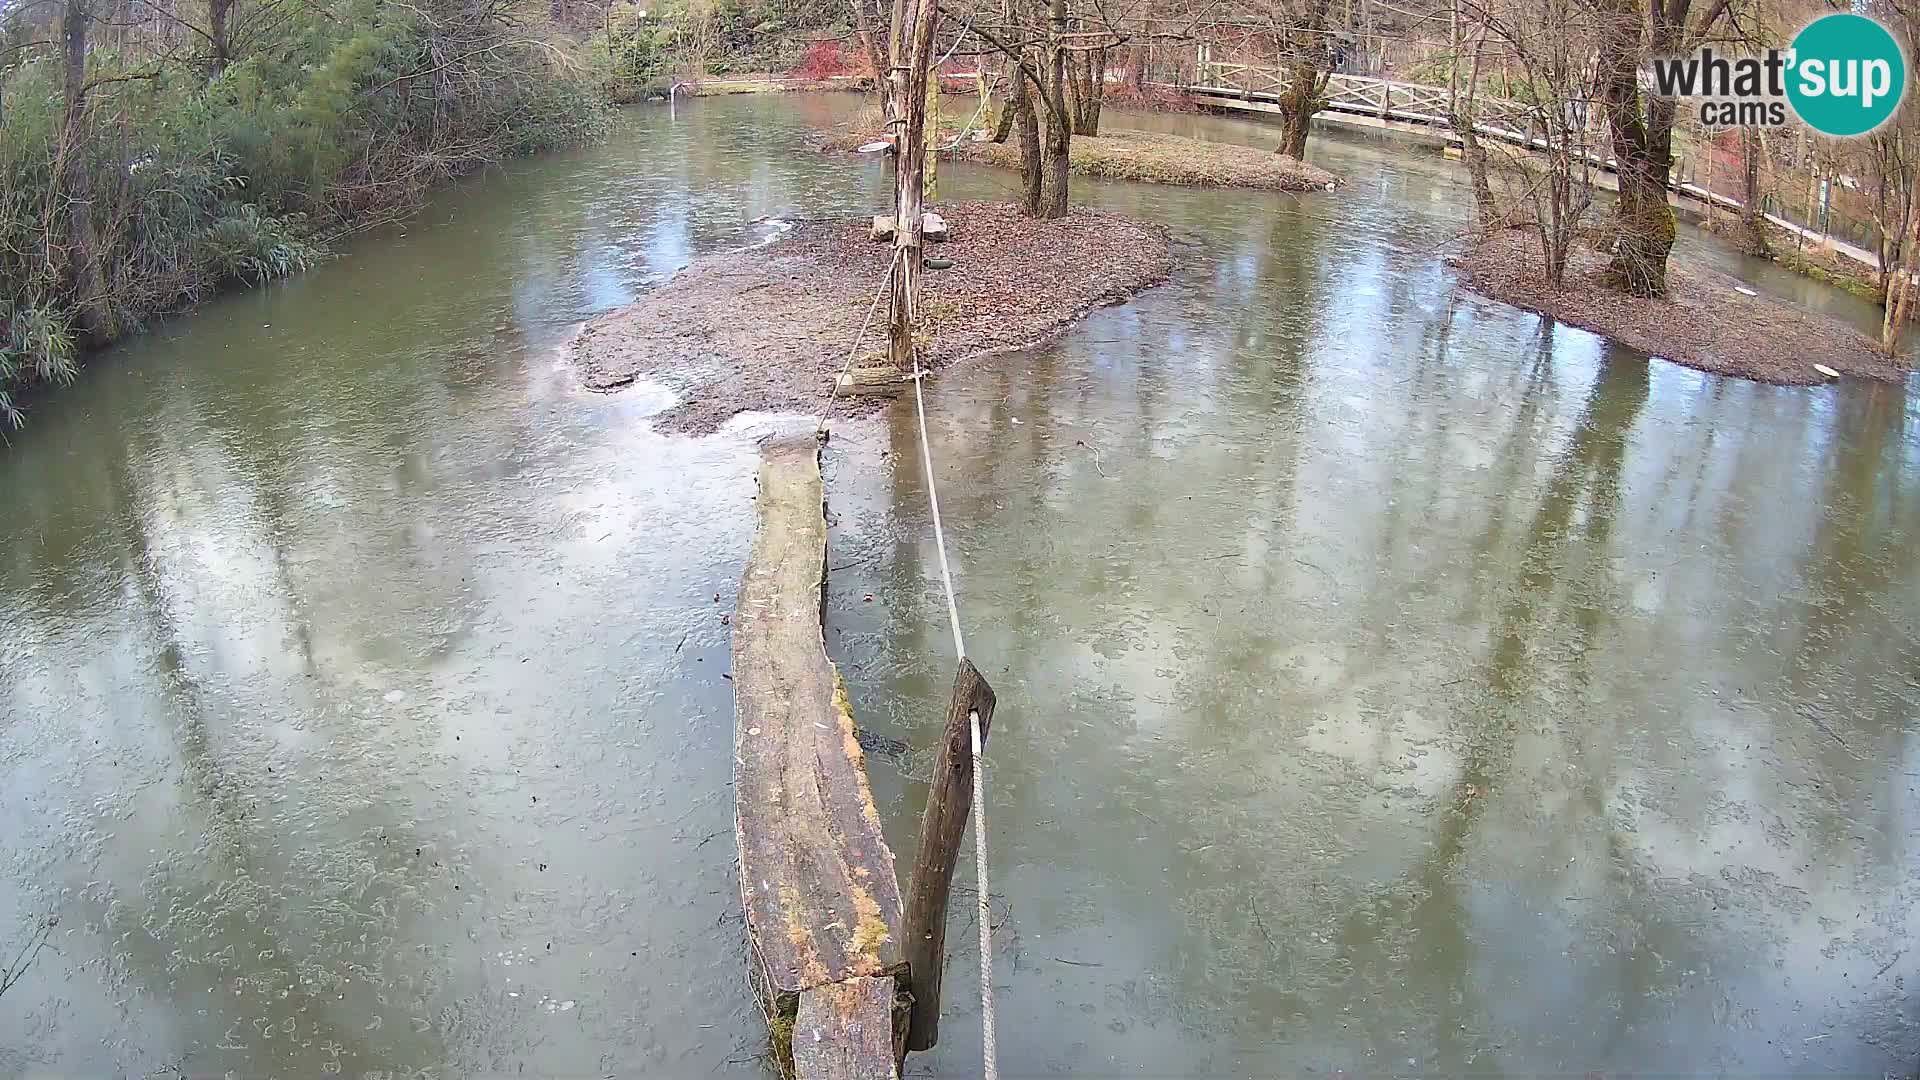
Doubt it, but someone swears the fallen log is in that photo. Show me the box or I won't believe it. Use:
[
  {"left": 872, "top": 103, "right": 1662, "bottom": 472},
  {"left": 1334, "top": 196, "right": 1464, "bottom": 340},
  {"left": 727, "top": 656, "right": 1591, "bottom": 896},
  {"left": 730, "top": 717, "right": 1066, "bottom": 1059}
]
[{"left": 733, "top": 437, "right": 908, "bottom": 1079}]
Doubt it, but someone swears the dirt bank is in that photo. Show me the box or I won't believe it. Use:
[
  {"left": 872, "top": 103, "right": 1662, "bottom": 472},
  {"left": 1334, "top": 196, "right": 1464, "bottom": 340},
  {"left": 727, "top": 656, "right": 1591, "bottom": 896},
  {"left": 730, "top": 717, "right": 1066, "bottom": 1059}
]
[
  {"left": 1452, "top": 229, "right": 1910, "bottom": 385},
  {"left": 571, "top": 201, "right": 1172, "bottom": 432},
  {"left": 679, "top": 75, "right": 864, "bottom": 96},
  {"left": 816, "top": 124, "right": 1340, "bottom": 193}
]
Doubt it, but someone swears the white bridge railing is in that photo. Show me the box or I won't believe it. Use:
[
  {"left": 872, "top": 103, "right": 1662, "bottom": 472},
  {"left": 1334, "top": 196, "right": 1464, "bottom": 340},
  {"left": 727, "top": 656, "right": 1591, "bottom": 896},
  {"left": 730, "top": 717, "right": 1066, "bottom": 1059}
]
[
  {"left": 1186, "top": 61, "right": 1534, "bottom": 133},
  {"left": 1167, "top": 57, "right": 1879, "bottom": 272}
]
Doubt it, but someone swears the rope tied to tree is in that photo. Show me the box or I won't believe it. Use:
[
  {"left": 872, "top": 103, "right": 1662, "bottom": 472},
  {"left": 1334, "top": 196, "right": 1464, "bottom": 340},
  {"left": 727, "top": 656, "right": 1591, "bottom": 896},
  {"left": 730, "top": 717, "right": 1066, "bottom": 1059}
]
[{"left": 816, "top": 249, "right": 903, "bottom": 438}]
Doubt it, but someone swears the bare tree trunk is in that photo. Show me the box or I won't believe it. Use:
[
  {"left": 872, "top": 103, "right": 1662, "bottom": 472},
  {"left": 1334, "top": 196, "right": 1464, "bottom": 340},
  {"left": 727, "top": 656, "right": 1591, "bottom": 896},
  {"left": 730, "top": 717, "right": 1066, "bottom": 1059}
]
[
  {"left": 1038, "top": 95, "right": 1068, "bottom": 217},
  {"left": 208, "top": 0, "right": 232, "bottom": 73},
  {"left": 1737, "top": 127, "right": 1769, "bottom": 257},
  {"left": 1447, "top": 2, "right": 1497, "bottom": 229},
  {"left": 1595, "top": 5, "right": 1675, "bottom": 297},
  {"left": 1277, "top": 61, "right": 1320, "bottom": 158},
  {"left": 1034, "top": 0, "right": 1070, "bottom": 219},
  {"left": 1603, "top": 124, "right": 1676, "bottom": 297},
  {"left": 1085, "top": 47, "right": 1105, "bottom": 133},
  {"left": 1875, "top": 148, "right": 1908, "bottom": 301},
  {"left": 989, "top": 0, "right": 1016, "bottom": 142},
  {"left": 990, "top": 57, "right": 1015, "bottom": 141},
  {"left": 1882, "top": 175, "right": 1919, "bottom": 353},
  {"left": 883, "top": 0, "right": 938, "bottom": 373},
  {"left": 1014, "top": 67, "right": 1041, "bottom": 213},
  {"left": 1457, "top": 128, "right": 1496, "bottom": 228},
  {"left": 1273, "top": 0, "right": 1332, "bottom": 159},
  {"left": 852, "top": 0, "right": 887, "bottom": 88},
  {"left": 60, "top": 0, "right": 110, "bottom": 343},
  {"left": 1594, "top": 0, "right": 1696, "bottom": 298},
  {"left": 1066, "top": 45, "right": 1105, "bottom": 134}
]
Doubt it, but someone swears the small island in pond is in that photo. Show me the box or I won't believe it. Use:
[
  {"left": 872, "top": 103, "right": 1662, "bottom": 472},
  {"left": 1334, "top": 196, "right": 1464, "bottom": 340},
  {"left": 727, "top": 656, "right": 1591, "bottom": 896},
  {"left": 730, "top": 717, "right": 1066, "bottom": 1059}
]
[
  {"left": 571, "top": 202, "right": 1173, "bottom": 432},
  {"left": 1453, "top": 229, "right": 1911, "bottom": 385}
]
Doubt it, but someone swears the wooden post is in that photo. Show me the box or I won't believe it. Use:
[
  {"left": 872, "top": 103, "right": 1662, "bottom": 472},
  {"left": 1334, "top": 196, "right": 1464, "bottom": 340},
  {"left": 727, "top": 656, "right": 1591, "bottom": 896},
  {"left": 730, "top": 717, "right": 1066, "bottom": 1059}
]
[
  {"left": 884, "top": 0, "right": 939, "bottom": 378},
  {"left": 926, "top": 68, "right": 939, "bottom": 204},
  {"left": 901, "top": 658, "right": 997, "bottom": 1052}
]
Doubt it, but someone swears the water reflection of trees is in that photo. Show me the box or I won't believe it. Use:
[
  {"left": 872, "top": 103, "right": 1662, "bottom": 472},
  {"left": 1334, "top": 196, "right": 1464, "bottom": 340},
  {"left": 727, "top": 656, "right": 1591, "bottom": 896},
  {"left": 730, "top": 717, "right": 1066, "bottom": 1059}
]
[
  {"left": 82, "top": 412, "right": 452, "bottom": 1074},
  {"left": 0, "top": 268, "right": 523, "bottom": 1074},
  {"left": 1341, "top": 343, "right": 1656, "bottom": 1067},
  {"left": 864, "top": 263, "right": 1918, "bottom": 1072}
]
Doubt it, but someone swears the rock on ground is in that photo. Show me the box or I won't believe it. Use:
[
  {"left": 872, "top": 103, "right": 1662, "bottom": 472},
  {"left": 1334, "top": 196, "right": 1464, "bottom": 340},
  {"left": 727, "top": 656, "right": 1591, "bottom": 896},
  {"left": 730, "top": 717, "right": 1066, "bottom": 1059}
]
[{"left": 570, "top": 201, "right": 1173, "bottom": 433}]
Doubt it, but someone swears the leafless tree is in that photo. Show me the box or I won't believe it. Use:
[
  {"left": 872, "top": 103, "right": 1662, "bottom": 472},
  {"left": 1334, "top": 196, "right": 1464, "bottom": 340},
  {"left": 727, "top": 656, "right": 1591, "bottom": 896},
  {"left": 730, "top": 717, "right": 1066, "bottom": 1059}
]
[
  {"left": 1734, "top": 126, "right": 1769, "bottom": 257},
  {"left": 1462, "top": 0, "right": 1602, "bottom": 284},
  {"left": 1874, "top": 4, "right": 1920, "bottom": 351},
  {"left": 58, "top": 0, "right": 113, "bottom": 341},
  {"left": 1446, "top": 0, "right": 1497, "bottom": 227},
  {"left": 1587, "top": 0, "right": 1738, "bottom": 296}
]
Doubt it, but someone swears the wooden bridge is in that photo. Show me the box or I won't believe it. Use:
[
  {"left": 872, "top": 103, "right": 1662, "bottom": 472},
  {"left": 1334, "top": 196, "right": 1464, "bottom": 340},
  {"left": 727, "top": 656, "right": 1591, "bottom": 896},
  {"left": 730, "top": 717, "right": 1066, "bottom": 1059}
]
[
  {"left": 1168, "top": 57, "right": 1878, "bottom": 272},
  {"left": 1186, "top": 59, "right": 1534, "bottom": 136}
]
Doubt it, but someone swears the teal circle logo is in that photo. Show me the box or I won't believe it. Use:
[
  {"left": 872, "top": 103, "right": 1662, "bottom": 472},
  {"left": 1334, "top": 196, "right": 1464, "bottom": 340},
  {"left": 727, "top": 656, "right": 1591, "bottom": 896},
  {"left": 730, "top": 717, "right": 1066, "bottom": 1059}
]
[{"left": 1787, "top": 13, "right": 1906, "bottom": 137}]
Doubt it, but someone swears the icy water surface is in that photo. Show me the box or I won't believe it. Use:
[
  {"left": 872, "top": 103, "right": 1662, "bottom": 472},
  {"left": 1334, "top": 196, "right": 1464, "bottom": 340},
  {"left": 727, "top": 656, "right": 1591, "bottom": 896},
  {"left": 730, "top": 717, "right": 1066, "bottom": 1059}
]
[{"left": 2, "top": 94, "right": 1918, "bottom": 1076}]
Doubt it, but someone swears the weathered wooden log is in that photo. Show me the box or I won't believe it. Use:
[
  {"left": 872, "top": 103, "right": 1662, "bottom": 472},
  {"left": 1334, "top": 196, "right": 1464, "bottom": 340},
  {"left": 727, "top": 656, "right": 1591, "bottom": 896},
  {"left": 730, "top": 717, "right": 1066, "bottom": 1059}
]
[
  {"left": 837, "top": 362, "right": 906, "bottom": 396},
  {"left": 900, "top": 657, "right": 997, "bottom": 1052},
  {"left": 734, "top": 438, "right": 908, "bottom": 1077}
]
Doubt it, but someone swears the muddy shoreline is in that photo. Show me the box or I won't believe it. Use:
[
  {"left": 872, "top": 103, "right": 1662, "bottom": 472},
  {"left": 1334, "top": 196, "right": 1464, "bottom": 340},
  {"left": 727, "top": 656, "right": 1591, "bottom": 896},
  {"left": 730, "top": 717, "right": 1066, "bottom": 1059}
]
[
  {"left": 814, "top": 124, "right": 1341, "bottom": 193},
  {"left": 571, "top": 201, "right": 1173, "bottom": 432},
  {"left": 1451, "top": 229, "right": 1911, "bottom": 385}
]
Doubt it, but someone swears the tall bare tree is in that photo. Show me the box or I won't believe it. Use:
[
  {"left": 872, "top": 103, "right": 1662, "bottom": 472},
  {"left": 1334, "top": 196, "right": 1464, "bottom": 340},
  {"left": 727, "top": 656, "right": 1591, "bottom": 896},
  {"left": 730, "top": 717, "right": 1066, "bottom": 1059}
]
[
  {"left": 1876, "top": 1, "right": 1920, "bottom": 351},
  {"left": 58, "top": 0, "right": 111, "bottom": 341},
  {"left": 881, "top": 0, "right": 939, "bottom": 371},
  {"left": 1446, "top": 0, "right": 1497, "bottom": 227},
  {"left": 1271, "top": 0, "right": 1333, "bottom": 157},
  {"left": 1464, "top": 0, "right": 1603, "bottom": 284},
  {"left": 207, "top": 0, "right": 231, "bottom": 71},
  {"left": 1735, "top": 127, "right": 1769, "bottom": 257},
  {"left": 1589, "top": 0, "right": 1737, "bottom": 297}
]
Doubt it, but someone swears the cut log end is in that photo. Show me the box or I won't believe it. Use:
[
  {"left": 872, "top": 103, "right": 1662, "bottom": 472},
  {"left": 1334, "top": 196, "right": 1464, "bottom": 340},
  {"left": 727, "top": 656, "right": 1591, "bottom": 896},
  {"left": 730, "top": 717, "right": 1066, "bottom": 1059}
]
[
  {"left": 791, "top": 976, "right": 909, "bottom": 1080},
  {"left": 837, "top": 366, "right": 905, "bottom": 396}
]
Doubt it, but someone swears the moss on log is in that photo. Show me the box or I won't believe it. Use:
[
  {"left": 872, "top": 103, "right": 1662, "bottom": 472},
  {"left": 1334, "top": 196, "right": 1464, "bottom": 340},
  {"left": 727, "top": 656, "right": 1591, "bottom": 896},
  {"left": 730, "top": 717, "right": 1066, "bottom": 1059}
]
[{"left": 732, "top": 437, "right": 907, "bottom": 1078}]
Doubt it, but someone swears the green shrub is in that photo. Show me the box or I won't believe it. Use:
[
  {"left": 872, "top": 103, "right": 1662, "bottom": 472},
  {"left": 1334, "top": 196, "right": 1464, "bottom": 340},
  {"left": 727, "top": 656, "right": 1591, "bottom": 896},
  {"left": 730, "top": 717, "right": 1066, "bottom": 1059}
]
[
  {"left": 199, "top": 204, "right": 318, "bottom": 285},
  {"left": 0, "top": 0, "right": 610, "bottom": 426}
]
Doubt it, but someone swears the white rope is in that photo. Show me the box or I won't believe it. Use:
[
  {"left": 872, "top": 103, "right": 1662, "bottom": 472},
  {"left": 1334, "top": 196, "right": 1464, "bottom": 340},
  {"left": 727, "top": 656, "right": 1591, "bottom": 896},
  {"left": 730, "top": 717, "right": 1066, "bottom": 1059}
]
[
  {"left": 908, "top": 353, "right": 995, "bottom": 1080},
  {"left": 937, "top": 90, "right": 994, "bottom": 152},
  {"left": 817, "top": 250, "right": 903, "bottom": 437},
  {"left": 908, "top": 358, "right": 966, "bottom": 663},
  {"left": 970, "top": 708, "right": 996, "bottom": 1080}
]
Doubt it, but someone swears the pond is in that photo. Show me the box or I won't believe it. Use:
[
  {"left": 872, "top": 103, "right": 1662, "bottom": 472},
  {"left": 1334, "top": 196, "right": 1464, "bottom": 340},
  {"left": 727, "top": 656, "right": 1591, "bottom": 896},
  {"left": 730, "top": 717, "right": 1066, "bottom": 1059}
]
[{"left": 2, "top": 92, "right": 1916, "bottom": 1077}]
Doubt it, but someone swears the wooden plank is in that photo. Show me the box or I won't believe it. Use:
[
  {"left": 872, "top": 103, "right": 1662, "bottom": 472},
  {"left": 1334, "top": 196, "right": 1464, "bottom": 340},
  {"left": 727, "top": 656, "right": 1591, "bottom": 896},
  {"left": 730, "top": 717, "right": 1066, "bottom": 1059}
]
[
  {"left": 792, "top": 976, "right": 905, "bottom": 1080},
  {"left": 734, "top": 439, "right": 906, "bottom": 1013},
  {"left": 900, "top": 659, "right": 997, "bottom": 1051}
]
